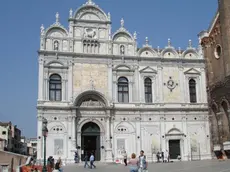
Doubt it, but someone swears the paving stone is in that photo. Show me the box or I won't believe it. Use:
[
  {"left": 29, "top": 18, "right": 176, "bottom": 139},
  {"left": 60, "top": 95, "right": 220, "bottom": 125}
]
[{"left": 63, "top": 160, "right": 230, "bottom": 172}]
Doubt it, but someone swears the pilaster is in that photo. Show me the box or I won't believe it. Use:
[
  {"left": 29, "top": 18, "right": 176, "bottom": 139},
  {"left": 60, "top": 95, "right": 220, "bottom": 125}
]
[
  {"left": 105, "top": 110, "right": 112, "bottom": 162},
  {"left": 157, "top": 66, "right": 163, "bottom": 102},
  {"left": 179, "top": 66, "right": 185, "bottom": 102},
  {"left": 108, "top": 63, "right": 113, "bottom": 102},
  {"left": 37, "top": 114, "right": 43, "bottom": 160},
  {"left": 134, "top": 65, "right": 139, "bottom": 103},
  {"left": 38, "top": 57, "right": 44, "bottom": 101},
  {"left": 135, "top": 116, "right": 141, "bottom": 153},
  {"left": 68, "top": 61, "right": 73, "bottom": 102}
]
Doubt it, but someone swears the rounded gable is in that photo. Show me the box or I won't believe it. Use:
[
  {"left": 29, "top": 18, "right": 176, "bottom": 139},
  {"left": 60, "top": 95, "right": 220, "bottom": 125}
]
[
  {"left": 138, "top": 47, "right": 157, "bottom": 57},
  {"left": 45, "top": 26, "right": 68, "bottom": 38},
  {"left": 112, "top": 31, "right": 134, "bottom": 42},
  {"left": 182, "top": 49, "right": 199, "bottom": 59},
  {"left": 74, "top": 1, "right": 109, "bottom": 21},
  {"left": 161, "top": 47, "right": 179, "bottom": 58}
]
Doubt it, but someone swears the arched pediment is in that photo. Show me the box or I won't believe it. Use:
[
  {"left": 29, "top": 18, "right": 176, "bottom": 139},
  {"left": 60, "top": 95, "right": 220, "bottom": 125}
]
[
  {"left": 46, "top": 60, "right": 64, "bottom": 67},
  {"left": 166, "top": 128, "right": 183, "bottom": 135},
  {"left": 161, "top": 47, "right": 179, "bottom": 58},
  {"left": 45, "top": 26, "right": 68, "bottom": 37},
  {"left": 74, "top": 2, "right": 109, "bottom": 21},
  {"left": 182, "top": 48, "right": 199, "bottom": 58},
  {"left": 112, "top": 30, "right": 134, "bottom": 42},
  {"left": 74, "top": 90, "right": 108, "bottom": 107},
  {"left": 138, "top": 47, "right": 158, "bottom": 57}
]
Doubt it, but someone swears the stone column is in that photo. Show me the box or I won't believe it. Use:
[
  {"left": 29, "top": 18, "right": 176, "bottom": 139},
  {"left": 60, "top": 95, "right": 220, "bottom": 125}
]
[
  {"left": 129, "top": 80, "right": 133, "bottom": 103},
  {"left": 38, "top": 57, "right": 44, "bottom": 101}
]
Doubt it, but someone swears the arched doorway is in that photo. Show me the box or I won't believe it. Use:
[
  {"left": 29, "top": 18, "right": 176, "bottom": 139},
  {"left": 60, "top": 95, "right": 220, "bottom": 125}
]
[
  {"left": 211, "top": 104, "right": 220, "bottom": 144},
  {"left": 81, "top": 122, "right": 101, "bottom": 161},
  {"left": 221, "top": 101, "right": 230, "bottom": 141}
]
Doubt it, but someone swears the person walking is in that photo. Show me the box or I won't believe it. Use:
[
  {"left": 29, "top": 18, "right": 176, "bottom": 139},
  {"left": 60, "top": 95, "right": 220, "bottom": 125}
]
[
  {"left": 84, "top": 153, "right": 89, "bottom": 168},
  {"left": 123, "top": 151, "right": 128, "bottom": 166},
  {"left": 89, "top": 153, "right": 96, "bottom": 169},
  {"left": 138, "top": 150, "right": 148, "bottom": 172},
  {"left": 128, "top": 153, "right": 138, "bottom": 172}
]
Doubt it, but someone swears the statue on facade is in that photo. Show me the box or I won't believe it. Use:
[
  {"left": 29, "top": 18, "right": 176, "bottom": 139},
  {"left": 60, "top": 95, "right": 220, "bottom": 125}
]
[
  {"left": 54, "top": 41, "right": 59, "bottom": 51},
  {"left": 133, "top": 31, "right": 137, "bottom": 40},
  {"left": 108, "top": 12, "right": 111, "bottom": 21},
  {"left": 69, "top": 9, "right": 73, "bottom": 18},
  {"left": 56, "top": 12, "right": 59, "bottom": 23},
  {"left": 40, "top": 24, "right": 45, "bottom": 35},
  {"left": 121, "top": 18, "right": 124, "bottom": 28},
  {"left": 120, "top": 45, "right": 125, "bottom": 55}
]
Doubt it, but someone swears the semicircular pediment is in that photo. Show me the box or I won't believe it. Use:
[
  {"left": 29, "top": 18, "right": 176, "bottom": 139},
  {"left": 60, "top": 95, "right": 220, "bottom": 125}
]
[
  {"left": 80, "top": 98, "right": 105, "bottom": 107},
  {"left": 74, "top": 5, "right": 108, "bottom": 21},
  {"left": 79, "top": 12, "right": 101, "bottom": 21}
]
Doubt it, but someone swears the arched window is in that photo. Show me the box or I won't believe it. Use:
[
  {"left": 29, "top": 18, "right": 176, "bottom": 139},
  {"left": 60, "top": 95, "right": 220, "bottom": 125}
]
[
  {"left": 144, "top": 77, "right": 152, "bottom": 103},
  {"left": 118, "top": 77, "right": 129, "bottom": 103},
  {"left": 189, "top": 79, "right": 197, "bottom": 103},
  {"left": 49, "top": 74, "right": 62, "bottom": 101}
]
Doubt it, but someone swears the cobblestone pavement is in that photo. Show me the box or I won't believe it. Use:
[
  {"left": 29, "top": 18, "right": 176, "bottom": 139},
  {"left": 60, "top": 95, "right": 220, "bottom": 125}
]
[{"left": 63, "top": 160, "right": 230, "bottom": 172}]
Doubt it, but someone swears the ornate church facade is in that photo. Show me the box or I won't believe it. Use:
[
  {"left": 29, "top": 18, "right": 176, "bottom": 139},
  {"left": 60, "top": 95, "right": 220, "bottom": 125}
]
[{"left": 37, "top": 0, "right": 211, "bottom": 163}]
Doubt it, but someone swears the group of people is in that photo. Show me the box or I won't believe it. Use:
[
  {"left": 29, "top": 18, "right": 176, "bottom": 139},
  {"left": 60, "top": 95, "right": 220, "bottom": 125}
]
[
  {"left": 156, "top": 150, "right": 170, "bottom": 163},
  {"left": 83, "top": 152, "right": 97, "bottom": 169},
  {"left": 47, "top": 156, "right": 63, "bottom": 172},
  {"left": 123, "top": 150, "right": 148, "bottom": 172}
]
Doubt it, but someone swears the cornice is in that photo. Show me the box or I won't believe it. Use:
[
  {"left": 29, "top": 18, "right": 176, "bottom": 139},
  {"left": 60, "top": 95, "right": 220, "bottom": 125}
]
[
  {"left": 38, "top": 50, "right": 205, "bottom": 64},
  {"left": 37, "top": 104, "right": 208, "bottom": 112}
]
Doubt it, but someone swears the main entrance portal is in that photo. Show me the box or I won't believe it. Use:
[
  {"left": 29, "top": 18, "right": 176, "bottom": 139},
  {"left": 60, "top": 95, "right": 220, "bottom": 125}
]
[
  {"left": 81, "top": 122, "right": 101, "bottom": 161},
  {"left": 169, "top": 140, "right": 181, "bottom": 159}
]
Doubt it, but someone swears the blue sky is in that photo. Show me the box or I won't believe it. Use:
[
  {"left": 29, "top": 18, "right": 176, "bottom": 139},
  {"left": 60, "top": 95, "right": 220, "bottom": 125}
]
[{"left": 0, "top": 0, "right": 217, "bottom": 137}]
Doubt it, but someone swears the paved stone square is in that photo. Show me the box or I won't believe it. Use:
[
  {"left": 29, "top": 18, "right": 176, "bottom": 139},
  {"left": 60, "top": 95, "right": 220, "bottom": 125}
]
[{"left": 63, "top": 160, "right": 230, "bottom": 172}]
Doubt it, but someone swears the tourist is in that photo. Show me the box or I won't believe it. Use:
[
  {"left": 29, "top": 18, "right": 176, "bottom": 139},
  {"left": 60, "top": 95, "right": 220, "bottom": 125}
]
[
  {"left": 55, "top": 158, "right": 63, "bottom": 172},
  {"left": 89, "top": 153, "right": 96, "bottom": 169},
  {"left": 128, "top": 153, "right": 138, "bottom": 172},
  {"left": 138, "top": 150, "right": 148, "bottom": 172},
  {"left": 164, "top": 150, "right": 169, "bottom": 163},
  {"left": 84, "top": 153, "right": 89, "bottom": 168},
  {"left": 123, "top": 151, "right": 128, "bottom": 166},
  {"left": 161, "top": 151, "right": 164, "bottom": 163},
  {"left": 156, "top": 152, "right": 160, "bottom": 162}
]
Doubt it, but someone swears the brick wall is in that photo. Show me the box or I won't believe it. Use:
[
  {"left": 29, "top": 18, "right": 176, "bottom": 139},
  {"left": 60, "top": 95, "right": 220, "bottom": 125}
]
[{"left": 0, "top": 150, "right": 28, "bottom": 172}]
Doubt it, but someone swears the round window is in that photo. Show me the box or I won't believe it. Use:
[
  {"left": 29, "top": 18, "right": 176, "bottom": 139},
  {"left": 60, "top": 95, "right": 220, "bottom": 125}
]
[{"left": 214, "top": 45, "right": 222, "bottom": 59}]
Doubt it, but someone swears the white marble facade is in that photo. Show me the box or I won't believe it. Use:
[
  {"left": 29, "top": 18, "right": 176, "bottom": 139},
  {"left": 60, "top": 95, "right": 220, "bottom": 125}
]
[{"left": 37, "top": 0, "right": 211, "bottom": 164}]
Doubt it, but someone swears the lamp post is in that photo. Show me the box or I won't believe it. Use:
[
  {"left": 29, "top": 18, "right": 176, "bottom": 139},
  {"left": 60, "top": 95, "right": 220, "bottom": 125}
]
[{"left": 42, "top": 117, "right": 48, "bottom": 172}]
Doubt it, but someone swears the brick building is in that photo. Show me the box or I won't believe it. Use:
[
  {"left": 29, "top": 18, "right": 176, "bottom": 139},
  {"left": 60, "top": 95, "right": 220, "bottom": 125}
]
[{"left": 199, "top": 0, "right": 230, "bottom": 157}]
